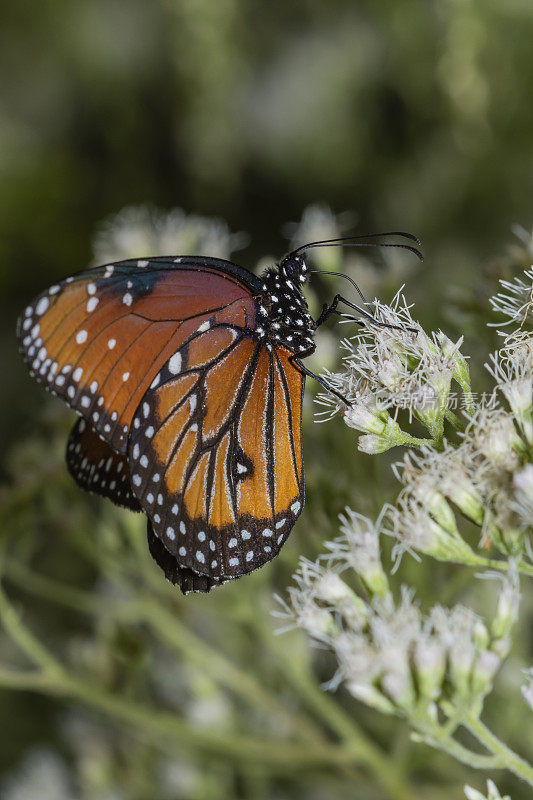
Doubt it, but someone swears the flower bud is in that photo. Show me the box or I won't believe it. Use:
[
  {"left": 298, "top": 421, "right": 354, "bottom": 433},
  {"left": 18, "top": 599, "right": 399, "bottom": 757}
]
[
  {"left": 491, "top": 574, "right": 520, "bottom": 641},
  {"left": 437, "top": 331, "right": 473, "bottom": 407},
  {"left": 346, "top": 681, "right": 396, "bottom": 714},
  {"left": 471, "top": 650, "right": 501, "bottom": 696},
  {"left": 382, "top": 667, "right": 416, "bottom": 712},
  {"left": 414, "top": 637, "right": 446, "bottom": 701}
]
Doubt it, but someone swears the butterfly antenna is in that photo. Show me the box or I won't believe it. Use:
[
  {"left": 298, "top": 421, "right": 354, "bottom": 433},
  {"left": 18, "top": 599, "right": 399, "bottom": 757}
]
[
  {"left": 300, "top": 239, "right": 424, "bottom": 262},
  {"left": 293, "top": 230, "right": 422, "bottom": 254}
]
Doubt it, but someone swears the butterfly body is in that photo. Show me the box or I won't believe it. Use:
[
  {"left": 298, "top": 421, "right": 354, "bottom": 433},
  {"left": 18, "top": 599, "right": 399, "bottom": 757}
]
[{"left": 17, "top": 252, "right": 312, "bottom": 593}]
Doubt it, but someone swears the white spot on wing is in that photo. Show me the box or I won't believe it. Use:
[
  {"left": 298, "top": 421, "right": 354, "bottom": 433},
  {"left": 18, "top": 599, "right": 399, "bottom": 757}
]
[
  {"left": 168, "top": 352, "right": 182, "bottom": 375},
  {"left": 36, "top": 297, "right": 49, "bottom": 315}
]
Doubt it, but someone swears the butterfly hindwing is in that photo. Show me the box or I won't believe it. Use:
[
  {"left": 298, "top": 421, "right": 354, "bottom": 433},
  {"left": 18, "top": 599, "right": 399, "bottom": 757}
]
[
  {"left": 66, "top": 417, "right": 141, "bottom": 511},
  {"left": 146, "top": 521, "right": 220, "bottom": 593},
  {"left": 128, "top": 318, "right": 305, "bottom": 582}
]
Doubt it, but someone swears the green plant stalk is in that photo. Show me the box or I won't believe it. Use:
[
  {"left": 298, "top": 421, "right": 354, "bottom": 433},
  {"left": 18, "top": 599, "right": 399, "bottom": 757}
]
[
  {"left": 464, "top": 712, "right": 533, "bottom": 788},
  {"left": 251, "top": 616, "right": 416, "bottom": 800},
  {"left": 444, "top": 408, "right": 466, "bottom": 431},
  {"left": 3, "top": 562, "right": 323, "bottom": 747},
  {"left": 0, "top": 567, "right": 415, "bottom": 800}
]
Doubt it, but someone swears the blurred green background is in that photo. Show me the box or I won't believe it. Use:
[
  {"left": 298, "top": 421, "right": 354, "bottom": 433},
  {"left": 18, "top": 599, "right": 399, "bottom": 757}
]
[{"left": 1, "top": 1, "right": 533, "bottom": 799}]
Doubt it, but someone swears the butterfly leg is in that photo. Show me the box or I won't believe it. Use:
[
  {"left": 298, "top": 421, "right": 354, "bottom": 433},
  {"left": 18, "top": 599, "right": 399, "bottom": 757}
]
[
  {"left": 315, "top": 294, "right": 417, "bottom": 334},
  {"left": 289, "top": 355, "right": 351, "bottom": 406}
]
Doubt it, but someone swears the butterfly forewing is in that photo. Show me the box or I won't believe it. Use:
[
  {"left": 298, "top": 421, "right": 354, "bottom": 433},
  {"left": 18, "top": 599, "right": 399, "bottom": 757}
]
[
  {"left": 66, "top": 418, "right": 141, "bottom": 511},
  {"left": 17, "top": 258, "right": 257, "bottom": 454},
  {"left": 128, "top": 321, "right": 305, "bottom": 582}
]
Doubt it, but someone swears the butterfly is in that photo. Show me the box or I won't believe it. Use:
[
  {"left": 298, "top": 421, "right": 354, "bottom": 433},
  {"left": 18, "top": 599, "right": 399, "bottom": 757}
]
[{"left": 16, "top": 233, "right": 421, "bottom": 593}]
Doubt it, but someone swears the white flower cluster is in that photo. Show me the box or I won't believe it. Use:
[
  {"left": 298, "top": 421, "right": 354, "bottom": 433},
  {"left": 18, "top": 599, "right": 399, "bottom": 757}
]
[
  {"left": 316, "top": 289, "right": 471, "bottom": 449},
  {"left": 278, "top": 512, "right": 518, "bottom": 719},
  {"left": 391, "top": 389, "right": 532, "bottom": 563},
  {"left": 320, "top": 267, "right": 533, "bottom": 561},
  {"left": 489, "top": 265, "right": 533, "bottom": 329},
  {"left": 282, "top": 261, "right": 533, "bottom": 787},
  {"left": 92, "top": 204, "right": 247, "bottom": 264}
]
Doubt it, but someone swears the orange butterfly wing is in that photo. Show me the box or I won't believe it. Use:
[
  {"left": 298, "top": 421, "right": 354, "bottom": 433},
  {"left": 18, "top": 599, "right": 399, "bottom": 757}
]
[
  {"left": 128, "top": 322, "right": 305, "bottom": 581},
  {"left": 17, "top": 258, "right": 257, "bottom": 454}
]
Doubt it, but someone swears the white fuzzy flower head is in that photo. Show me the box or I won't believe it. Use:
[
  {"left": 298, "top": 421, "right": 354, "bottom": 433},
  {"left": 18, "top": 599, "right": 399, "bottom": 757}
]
[
  {"left": 92, "top": 205, "right": 246, "bottom": 264},
  {"left": 396, "top": 444, "right": 484, "bottom": 527},
  {"left": 489, "top": 265, "right": 533, "bottom": 328},
  {"left": 337, "top": 290, "right": 464, "bottom": 439},
  {"left": 490, "top": 568, "right": 521, "bottom": 642},
  {"left": 285, "top": 204, "right": 354, "bottom": 270},
  {"left": 486, "top": 350, "right": 533, "bottom": 445},
  {"left": 464, "top": 779, "right": 511, "bottom": 800},
  {"left": 337, "top": 587, "right": 421, "bottom": 713},
  {"left": 397, "top": 449, "right": 459, "bottom": 533},
  {"left": 277, "top": 559, "right": 367, "bottom": 640},
  {"left": 465, "top": 401, "right": 523, "bottom": 472},
  {"left": 511, "top": 464, "right": 533, "bottom": 532},
  {"left": 389, "top": 498, "right": 477, "bottom": 567},
  {"left": 327, "top": 509, "right": 390, "bottom": 598},
  {"left": 343, "top": 394, "right": 388, "bottom": 436}
]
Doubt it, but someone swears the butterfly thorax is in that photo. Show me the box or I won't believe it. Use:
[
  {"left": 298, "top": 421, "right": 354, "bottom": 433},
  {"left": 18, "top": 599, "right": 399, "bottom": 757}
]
[{"left": 256, "top": 255, "right": 315, "bottom": 355}]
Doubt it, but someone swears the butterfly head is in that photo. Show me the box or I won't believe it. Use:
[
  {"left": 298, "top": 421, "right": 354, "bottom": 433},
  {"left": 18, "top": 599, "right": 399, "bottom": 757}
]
[{"left": 278, "top": 251, "right": 310, "bottom": 286}]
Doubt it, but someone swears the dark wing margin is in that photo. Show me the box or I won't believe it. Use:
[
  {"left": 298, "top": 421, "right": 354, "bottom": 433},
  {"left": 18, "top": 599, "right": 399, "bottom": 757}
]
[{"left": 66, "top": 418, "right": 141, "bottom": 511}]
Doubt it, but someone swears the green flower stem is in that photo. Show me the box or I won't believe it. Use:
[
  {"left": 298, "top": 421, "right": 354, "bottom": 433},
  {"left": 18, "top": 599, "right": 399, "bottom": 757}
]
[
  {"left": 0, "top": 668, "right": 59, "bottom": 692},
  {"left": 0, "top": 581, "right": 65, "bottom": 678},
  {"left": 444, "top": 408, "right": 466, "bottom": 431},
  {"left": 5, "top": 560, "right": 141, "bottom": 620},
  {"left": 253, "top": 619, "right": 415, "bottom": 800},
  {"left": 464, "top": 712, "right": 533, "bottom": 788},
  {"left": 398, "top": 433, "right": 440, "bottom": 449},
  {"left": 414, "top": 728, "right": 501, "bottom": 771},
  {"left": 417, "top": 549, "right": 533, "bottom": 578},
  {"left": 3, "top": 563, "right": 415, "bottom": 800},
  {"left": 3, "top": 563, "right": 322, "bottom": 747},
  {"left": 0, "top": 578, "right": 372, "bottom": 772},
  {"left": 0, "top": 665, "right": 369, "bottom": 771},
  {"left": 141, "top": 599, "right": 327, "bottom": 747},
  {"left": 460, "top": 554, "right": 533, "bottom": 578},
  {"left": 481, "top": 557, "right": 533, "bottom": 577}
]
